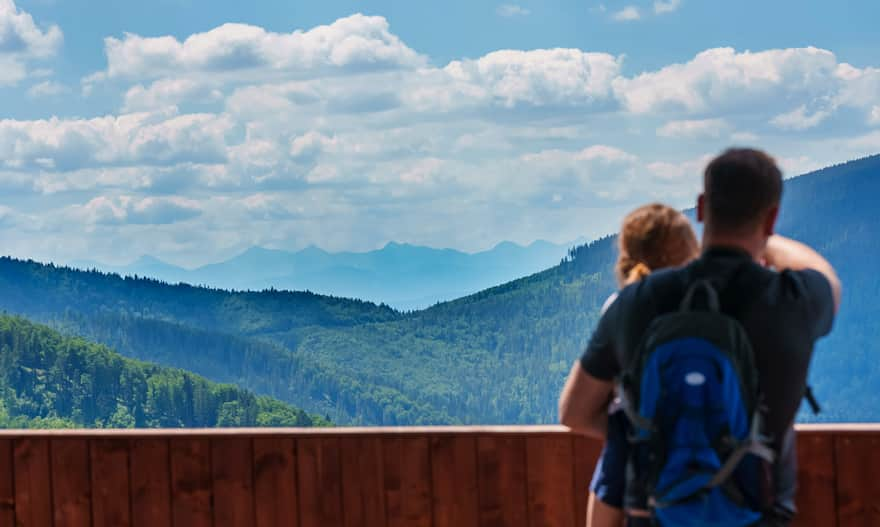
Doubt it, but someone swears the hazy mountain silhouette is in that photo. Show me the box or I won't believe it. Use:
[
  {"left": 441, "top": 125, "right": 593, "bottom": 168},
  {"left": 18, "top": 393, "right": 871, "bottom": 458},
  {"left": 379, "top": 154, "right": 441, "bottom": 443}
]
[{"left": 71, "top": 239, "right": 580, "bottom": 310}]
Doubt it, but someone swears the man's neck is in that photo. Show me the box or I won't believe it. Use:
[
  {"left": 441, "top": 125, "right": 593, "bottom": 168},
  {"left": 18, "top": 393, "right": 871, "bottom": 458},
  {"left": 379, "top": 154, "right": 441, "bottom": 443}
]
[{"left": 701, "top": 232, "right": 766, "bottom": 262}]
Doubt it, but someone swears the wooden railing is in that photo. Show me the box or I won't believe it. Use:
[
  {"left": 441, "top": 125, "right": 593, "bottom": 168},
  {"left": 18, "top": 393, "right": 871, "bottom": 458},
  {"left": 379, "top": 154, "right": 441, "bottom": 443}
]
[{"left": 0, "top": 424, "right": 876, "bottom": 526}]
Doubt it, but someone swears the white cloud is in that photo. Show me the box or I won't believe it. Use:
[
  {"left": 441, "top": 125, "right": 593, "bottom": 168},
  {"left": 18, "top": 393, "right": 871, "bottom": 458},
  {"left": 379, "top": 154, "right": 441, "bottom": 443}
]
[
  {"left": 26, "top": 79, "right": 66, "bottom": 98},
  {"left": 654, "top": 0, "right": 682, "bottom": 14},
  {"left": 770, "top": 104, "right": 833, "bottom": 130},
  {"left": 0, "top": 110, "right": 232, "bottom": 171},
  {"left": 0, "top": 0, "right": 61, "bottom": 57},
  {"left": 730, "top": 131, "right": 759, "bottom": 142},
  {"left": 870, "top": 106, "right": 880, "bottom": 126},
  {"left": 497, "top": 4, "right": 530, "bottom": 17},
  {"left": 0, "top": 0, "right": 62, "bottom": 85},
  {"left": 123, "top": 78, "right": 223, "bottom": 111},
  {"left": 657, "top": 118, "right": 729, "bottom": 138},
  {"left": 611, "top": 6, "right": 641, "bottom": 21},
  {"left": 435, "top": 49, "right": 622, "bottom": 109},
  {"left": 92, "top": 14, "right": 424, "bottom": 84},
  {"left": 75, "top": 195, "right": 202, "bottom": 225},
  {"left": 614, "top": 47, "right": 840, "bottom": 115}
]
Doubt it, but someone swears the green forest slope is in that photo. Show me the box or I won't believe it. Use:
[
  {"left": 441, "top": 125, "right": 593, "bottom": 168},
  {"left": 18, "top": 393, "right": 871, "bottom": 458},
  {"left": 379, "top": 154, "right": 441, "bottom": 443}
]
[{"left": 0, "top": 314, "right": 327, "bottom": 428}]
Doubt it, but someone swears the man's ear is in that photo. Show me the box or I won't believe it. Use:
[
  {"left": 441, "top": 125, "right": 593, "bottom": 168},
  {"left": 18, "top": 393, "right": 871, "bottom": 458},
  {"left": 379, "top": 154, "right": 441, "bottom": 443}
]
[
  {"left": 696, "top": 194, "right": 705, "bottom": 223},
  {"left": 763, "top": 205, "right": 779, "bottom": 236}
]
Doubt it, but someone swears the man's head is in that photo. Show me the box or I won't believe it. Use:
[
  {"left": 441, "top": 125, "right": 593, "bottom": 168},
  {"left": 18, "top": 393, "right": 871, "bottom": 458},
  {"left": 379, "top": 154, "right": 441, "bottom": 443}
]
[{"left": 697, "top": 148, "right": 783, "bottom": 247}]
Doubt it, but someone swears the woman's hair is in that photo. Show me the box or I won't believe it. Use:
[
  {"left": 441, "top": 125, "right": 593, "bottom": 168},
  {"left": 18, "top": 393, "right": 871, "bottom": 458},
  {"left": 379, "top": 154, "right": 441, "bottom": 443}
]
[{"left": 615, "top": 203, "right": 699, "bottom": 287}]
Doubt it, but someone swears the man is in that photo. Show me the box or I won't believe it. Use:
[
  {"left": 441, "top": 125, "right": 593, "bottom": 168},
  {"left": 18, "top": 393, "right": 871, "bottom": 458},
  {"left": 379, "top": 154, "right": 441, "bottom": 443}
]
[{"left": 559, "top": 148, "right": 841, "bottom": 524}]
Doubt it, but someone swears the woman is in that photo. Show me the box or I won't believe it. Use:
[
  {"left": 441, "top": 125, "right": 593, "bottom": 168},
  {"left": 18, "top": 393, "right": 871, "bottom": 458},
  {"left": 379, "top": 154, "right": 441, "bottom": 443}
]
[{"left": 587, "top": 203, "right": 699, "bottom": 527}]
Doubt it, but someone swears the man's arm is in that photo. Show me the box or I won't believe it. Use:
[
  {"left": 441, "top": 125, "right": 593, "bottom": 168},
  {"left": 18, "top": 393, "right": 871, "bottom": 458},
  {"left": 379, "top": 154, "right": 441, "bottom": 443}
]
[
  {"left": 764, "top": 234, "right": 842, "bottom": 313},
  {"left": 558, "top": 362, "right": 614, "bottom": 438}
]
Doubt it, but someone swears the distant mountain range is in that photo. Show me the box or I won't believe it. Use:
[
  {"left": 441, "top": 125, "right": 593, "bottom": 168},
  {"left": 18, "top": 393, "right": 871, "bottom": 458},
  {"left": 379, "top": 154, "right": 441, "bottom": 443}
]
[
  {"left": 0, "top": 154, "right": 877, "bottom": 426},
  {"left": 70, "top": 239, "right": 582, "bottom": 310}
]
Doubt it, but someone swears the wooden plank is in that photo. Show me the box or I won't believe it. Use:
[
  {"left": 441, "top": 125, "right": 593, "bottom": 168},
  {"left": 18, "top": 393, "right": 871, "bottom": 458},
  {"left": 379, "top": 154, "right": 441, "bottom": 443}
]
[
  {"left": 572, "top": 435, "right": 602, "bottom": 527},
  {"left": 212, "top": 437, "right": 255, "bottom": 527},
  {"left": 170, "top": 438, "right": 213, "bottom": 527},
  {"left": 383, "top": 436, "right": 432, "bottom": 527},
  {"left": 527, "top": 435, "right": 575, "bottom": 527},
  {"left": 834, "top": 433, "right": 880, "bottom": 527},
  {"left": 91, "top": 438, "right": 132, "bottom": 527},
  {"left": 477, "top": 435, "right": 529, "bottom": 527},
  {"left": 297, "top": 436, "right": 344, "bottom": 527},
  {"left": 340, "top": 435, "right": 386, "bottom": 527},
  {"left": 130, "top": 438, "right": 171, "bottom": 527},
  {"left": 51, "top": 438, "right": 92, "bottom": 527},
  {"left": 431, "top": 434, "right": 479, "bottom": 527},
  {"left": 792, "top": 432, "right": 836, "bottom": 527},
  {"left": 0, "top": 439, "right": 14, "bottom": 526},
  {"left": 253, "top": 437, "right": 298, "bottom": 527},
  {"left": 14, "top": 438, "right": 52, "bottom": 527}
]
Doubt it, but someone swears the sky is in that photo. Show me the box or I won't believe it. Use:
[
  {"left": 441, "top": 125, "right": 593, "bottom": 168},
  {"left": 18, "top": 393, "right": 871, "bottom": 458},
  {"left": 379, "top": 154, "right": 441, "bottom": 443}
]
[{"left": 1, "top": 0, "right": 880, "bottom": 267}]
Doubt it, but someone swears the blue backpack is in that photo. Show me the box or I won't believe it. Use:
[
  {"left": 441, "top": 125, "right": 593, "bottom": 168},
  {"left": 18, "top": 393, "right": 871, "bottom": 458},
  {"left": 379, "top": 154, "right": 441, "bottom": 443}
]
[{"left": 619, "top": 280, "right": 776, "bottom": 526}]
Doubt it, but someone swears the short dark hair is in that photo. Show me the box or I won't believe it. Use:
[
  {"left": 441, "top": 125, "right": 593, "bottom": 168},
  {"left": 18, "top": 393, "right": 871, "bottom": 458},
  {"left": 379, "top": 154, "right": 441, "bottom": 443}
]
[{"left": 703, "top": 148, "right": 783, "bottom": 233}]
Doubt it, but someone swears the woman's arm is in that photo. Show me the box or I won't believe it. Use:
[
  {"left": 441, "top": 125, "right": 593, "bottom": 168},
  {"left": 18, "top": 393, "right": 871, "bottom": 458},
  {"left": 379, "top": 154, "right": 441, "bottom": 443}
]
[{"left": 558, "top": 361, "right": 614, "bottom": 439}]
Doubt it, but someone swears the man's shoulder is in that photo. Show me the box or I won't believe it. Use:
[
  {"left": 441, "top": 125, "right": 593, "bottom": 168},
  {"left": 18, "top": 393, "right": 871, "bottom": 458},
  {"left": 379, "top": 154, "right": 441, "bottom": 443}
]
[{"left": 613, "top": 266, "right": 690, "bottom": 312}]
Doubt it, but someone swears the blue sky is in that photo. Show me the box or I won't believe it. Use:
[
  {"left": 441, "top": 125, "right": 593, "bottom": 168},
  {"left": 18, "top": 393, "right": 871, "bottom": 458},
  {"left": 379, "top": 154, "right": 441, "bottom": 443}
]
[{"left": 2, "top": 0, "right": 880, "bottom": 266}]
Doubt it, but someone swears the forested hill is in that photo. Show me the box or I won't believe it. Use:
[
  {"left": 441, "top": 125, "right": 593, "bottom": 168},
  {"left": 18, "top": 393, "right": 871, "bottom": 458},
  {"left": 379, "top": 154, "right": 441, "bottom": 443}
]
[
  {"left": 0, "top": 154, "right": 876, "bottom": 425},
  {"left": 0, "top": 315, "right": 327, "bottom": 428},
  {"left": 0, "top": 258, "right": 399, "bottom": 336}
]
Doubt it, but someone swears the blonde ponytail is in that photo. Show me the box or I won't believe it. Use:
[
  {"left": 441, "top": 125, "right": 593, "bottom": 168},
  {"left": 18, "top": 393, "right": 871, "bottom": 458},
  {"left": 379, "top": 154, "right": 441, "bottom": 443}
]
[{"left": 624, "top": 262, "right": 652, "bottom": 286}]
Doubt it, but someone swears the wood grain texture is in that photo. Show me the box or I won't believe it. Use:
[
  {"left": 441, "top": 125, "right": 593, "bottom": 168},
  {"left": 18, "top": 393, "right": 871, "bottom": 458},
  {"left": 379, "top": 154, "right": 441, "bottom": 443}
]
[
  {"left": 130, "top": 438, "right": 171, "bottom": 527},
  {"left": 253, "top": 437, "right": 298, "bottom": 527},
  {"left": 572, "top": 435, "right": 603, "bottom": 527},
  {"left": 14, "top": 438, "right": 52, "bottom": 527},
  {"left": 477, "top": 435, "right": 529, "bottom": 527},
  {"left": 834, "top": 433, "right": 880, "bottom": 527},
  {"left": 297, "top": 436, "right": 344, "bottom": 527},
  {"left": 340, "top": 435, "right": 386, "bottom": 527},
  {"left": 170, "top": 438, "right": 213, "bottom": 527},
  {"left": 431, "top": 435, "right": 479, "bottom": 527},
  {"left": 383, "top": 436, "right": 432, "bottom": 527},
  {"left": 0, "top": 439, "right": 14, "bottom": 526},
  {"left": 90, "top": 438, "right": 131, "bottom": 527},
  {"left": 792, "top": 432, "right": 836, "bottom": 527},
  {"left": 527, "top": 435, "right": 576, "bottom": 527},
  {"left": 51, "top": 438, "right": 92, "bottom": 527},
  {"left": 212, "top": 437, "right": 255, "bottom": 527}
]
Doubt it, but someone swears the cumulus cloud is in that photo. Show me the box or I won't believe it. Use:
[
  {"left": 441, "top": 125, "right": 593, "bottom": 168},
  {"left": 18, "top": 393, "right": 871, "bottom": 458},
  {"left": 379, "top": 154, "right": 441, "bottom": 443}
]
[
  {"left": 26, "top": 80, "right": 66, "bottom": 98},
  {"left": 770, "top": 104, "right": 833, "bottom": 130},
  {"left": 614, "top": 47, "right": 840, "bottom": 115},
  {"left": 91, "top": 14, "right": 423, "bottom": 85},
  {"left": 0, "top": 110, "right": 232, "bottom": 171},
  {"left": 123, "top": 78, "right": 223, "bottom": 111},
  {"left": 657, "top": 118, "right": 729, "bottom": 138},
  {"left": 434, "top": 49, "right": 622, "bottom": 109},
  {"left": 0, "top": 0, "right": 62, "bottom": 85},
  {"left": 654, "top": 0, "right": 682, "bottom": 14},
  {"left": 497, "top": 4, "right": 530, "bottom": 17},
  {"left": 76, "top": 195, "right": 202, "bottom": 225},
  {"left": 611, "top": 6, "right": 641, "bottom": 21},
  {"left": 0, "top": 0, "right": 61, "bottom": 57},
  {"left": 870, "top": 106, "right": 880, "bottom": 126}
]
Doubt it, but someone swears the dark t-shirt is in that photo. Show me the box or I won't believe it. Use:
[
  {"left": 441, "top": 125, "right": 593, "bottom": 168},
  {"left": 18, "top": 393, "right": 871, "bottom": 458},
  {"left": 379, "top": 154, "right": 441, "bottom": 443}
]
[{"left": 580, "top": 246, "right": 835, "bottom": 512}]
